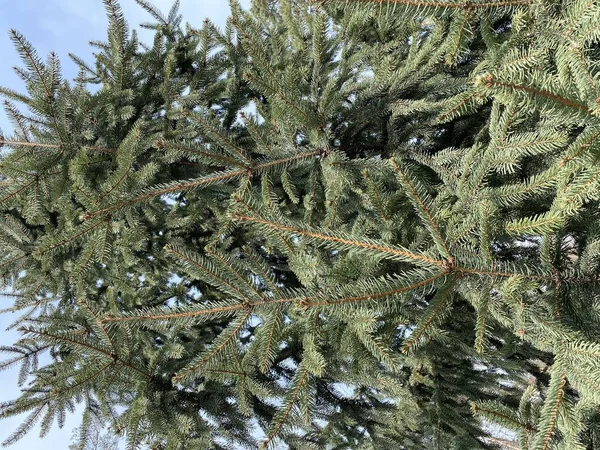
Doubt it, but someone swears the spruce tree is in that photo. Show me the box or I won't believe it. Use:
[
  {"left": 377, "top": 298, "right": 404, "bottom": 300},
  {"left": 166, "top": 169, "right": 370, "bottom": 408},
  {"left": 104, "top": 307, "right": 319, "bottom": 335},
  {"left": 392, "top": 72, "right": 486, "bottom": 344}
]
[{"left": 1, "top": 0, "right": 600, "bottom": 449}]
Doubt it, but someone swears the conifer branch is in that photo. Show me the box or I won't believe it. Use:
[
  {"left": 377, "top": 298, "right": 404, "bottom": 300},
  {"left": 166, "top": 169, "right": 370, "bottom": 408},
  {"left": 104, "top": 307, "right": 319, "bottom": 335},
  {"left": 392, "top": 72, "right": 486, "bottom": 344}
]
[
  {"left": 562, "top": 0, "right": 597, "bottom": 37},
  {"left": 205, "top": 248, "right": 263, "bottom": 300},
  {"left": 0, "top": 139, "right": 113, "bottom": 153},
  {"left": 363, "top": 170, "right": 389, "bottom": 220},
  {"left": 401, "top": 278, "right": 457, "bottom": 353},
  {"left": 260, "top": 368, "right": 309, "bottom": 449},
  {"left": 58, "top": 361, "right": 114, "bottom": 397},
  {"left": 79, "top": 299, "right": 117, "bottom": 352},
  {"left": 103, "top": 271, "right": 445, "bottom": 325},
  {"left": 84, "top": 169, "right": 247, "bottom": 219},
  {"left": 0, "top": 254, "right": 28, "bottom": 271},
  {"left": 257, "top": 305, "right": 284, "bottom": 374},
  {"left": 102, "top": 302, "right": 248, "bottom": 323},
  {"left": 34, "top": 219, "right": 106, "bottom": 257},
  {"left": 474, "top": 282, "right": 492, "bottom": 353},
  {"left": 8, "top": 32, "right": 66, "bottom": 150},
  {"left": 566, "top": 341, "right": 600, "bottom": 359},
  {"left": 478, "top": 201, "right": 493, "bottom": 264},
  {"left": 490, "top": 167, "right": 561, "bottom": 207},
  {"left": 471, "top": 402, "right": 536, "bottom": 432},
  {"left": 437, "top": 92, "right": 478, "bottom": 122},
  {"left": 75, "top": 240, "right": 99, "bottom": 280},
  {"left": 234, "top": 214, "right": 445, "bottom": 267},
  {"left": 19, "top": 327, "right": 151, "bottom": 380},
  {"left": 165, "top": 245, "right": 253, "bottom": 301},
  {"left": 453, "top": 265, "right": 550, "bottom": 281},
  {"left": 305, "top": 271, "right": 446, "bottom": 307},
  {"left": 505, "top": 213, "right": 564, "bottom": 236},
  {"left": 251, "top": 150, "right": 322, "bottom": 172},
  {"left": 173, "top": 311, "right": 252, "bottom": 383},
  {"left": 184, "top": 112, "right": 252, "bottom": 165},
  {"left": 0, "top": 140, "right": 59, "bottom": 149},
  {"left": 243, "top": 72, "right": 323, "bottom": 130},
  {"left": 98, "top": 167, "right": 132, "bottom": 201},
  {"left": 483, "top": 75, "right": 590, "bottom": 113},
  {"left": 533, "top": 372, "right": 566, "bottom": 450},
  {"left": 390, "top": 158, "right": 451, "bottom": 258},
  {"left": 559, "top": 129, "right": 600, "bottom": 166},
  {"left": 157, "top": 139, "right": 243, "bottom": 167},
  {"left": 1, "top": 403, "right": 47, "bottom": 446},
  {"left": 447, "top": 8, "right": 473, "bottom": 62},
  {"left": 561, "top": 166, "right": 600, "bottom": 213},
  {"left": 2, "top": 0, "right": 600, "bottom": 446},
  {"left": 568, "top": 366, "right": 600, "bottom": 393},
  {"left": 242, "top": 246, "right": 280, "bottom": 292},
  {"left": 0, "top": 345, "right": 49, "bottom": 372},
  {"left": 322, "top": 0, "right": 532, "bottom": 9},
  {"left": 85, "top": 150, "right": 321, "bottom": 219},
  {"left": 0, "top": 178, "right": 37, "bottom": 205},
  {"left": 206, "top": 368, "right": 247, "bottom": 377}
]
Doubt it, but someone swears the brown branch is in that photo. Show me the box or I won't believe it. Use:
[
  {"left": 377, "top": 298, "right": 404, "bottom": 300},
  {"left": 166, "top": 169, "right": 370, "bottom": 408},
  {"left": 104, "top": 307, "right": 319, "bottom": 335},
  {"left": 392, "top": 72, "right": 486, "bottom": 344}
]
[
  {"left": 251, "top": 150, "right": 321, "bottom": 172},
  {"left": 326, "top": 0, "right": 532, "bottom": 10},
  {"left": 472, "top": 404, "right": 536, "bottom": 432},
  {"left": 185, "top": 113, "right": 251, "bottom": 164},
  {"left": 85, "top": 150, "right": 321, "bottom": 219},
  {"left": 19, "top": 327, "right": 151, "bottom": 380},
  {"left": 539, "top": 374, "right": 566, "bottom": 450},
  {"left": 401, "top": 278, "right": 457, "bottom": 353},
  {"left": 165, "top": 245, "right": 252, "bottom": 302},
  {"left": 0, "top": 178, "right": 37, "bottom": 204},
  {"left": 363, "top": 170, "right": 389, "bottom": 220},
  {"left": 560, "top": 129, "right": 600, "bottom": 166},
  {"left": 484, "top": 76, "right": 590, "bottom": 113},
  {"left": 234, "top": 214, "right": 445, "bottom": 267},
  {"left": 437, "top": 92, "right": 477, "bottom": 122},
  {"left": 390, "top": 158, "right": 451, "bottom": 258},
  {"left": 564, "top": 167, "right": 600, "bottom": 209},
  {"left": 158, "top": 140, "right": 242, "bottom": 166},
  {"left": 0, "top": 254, "right": 28, "bottom": 271},
  {"left": 84, "top": 169, "right": 247, "bottom": 219},
  {"left": 260, "top": 370, "right": 309, "bottom": 449},
  {"left": 102, "top": 303, "right": 248, "bottom": 323},
  {"left": 102, "top": 272, "right": 447, "bottom": 324},
  {"left": 448, "top": 8, "right": 473, "bottom": 62},
  {"left": 453, "top": 265, "right": 550, "bottom": 281},
  {"left": 205, "top": 248, "right": 262, "bottom": 298},
  {"left": 173, "top": 311, "right": 252, "bottom": 383},
  {"left": 306, "top": 271, "right": 446, "bottom": 307},
  {"left": 10, "top": 31, "right": 64, "bottom": 144},
  {"left": 258, "top": 305, "right": 283, "bottom": 373},
  {"left": 58, "top": 361, "right": 114, "bottom": 395},
  {"left": 0, "top": 140, "right": 59, "bottom": 149},
  {"left": 98, "top": 167, "right": 132, "bottom": 201},
  {"left": 36, "top": 220, "right": 105, "bottom": 256}
]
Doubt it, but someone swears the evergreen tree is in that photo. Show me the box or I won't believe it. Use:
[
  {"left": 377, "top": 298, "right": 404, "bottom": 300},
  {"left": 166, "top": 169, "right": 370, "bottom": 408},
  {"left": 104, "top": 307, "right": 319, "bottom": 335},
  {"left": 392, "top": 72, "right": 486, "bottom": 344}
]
[{"left": 1, "top": 0, "right": 600, "bottom": 449}]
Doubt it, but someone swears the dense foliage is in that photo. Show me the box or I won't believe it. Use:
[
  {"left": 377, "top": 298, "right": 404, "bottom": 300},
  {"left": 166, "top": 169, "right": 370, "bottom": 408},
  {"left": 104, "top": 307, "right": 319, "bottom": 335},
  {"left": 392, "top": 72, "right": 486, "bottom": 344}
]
[{"left": 1, "top": 0, "right": 600, "bottom": 449}]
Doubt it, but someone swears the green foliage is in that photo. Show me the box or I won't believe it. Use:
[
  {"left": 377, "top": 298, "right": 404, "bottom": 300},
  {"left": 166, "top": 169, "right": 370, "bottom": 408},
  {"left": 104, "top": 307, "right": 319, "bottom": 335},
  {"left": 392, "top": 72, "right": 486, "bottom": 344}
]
[{"left": 1, "top": 0, "right": 600, "bottom": 448}]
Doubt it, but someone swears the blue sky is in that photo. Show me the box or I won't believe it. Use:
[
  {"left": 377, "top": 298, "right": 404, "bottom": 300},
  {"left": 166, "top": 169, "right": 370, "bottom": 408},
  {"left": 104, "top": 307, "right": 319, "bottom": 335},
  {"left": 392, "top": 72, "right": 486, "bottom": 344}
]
[{"left": 0, "top": 1, "right": 248, "bottom": 448}]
